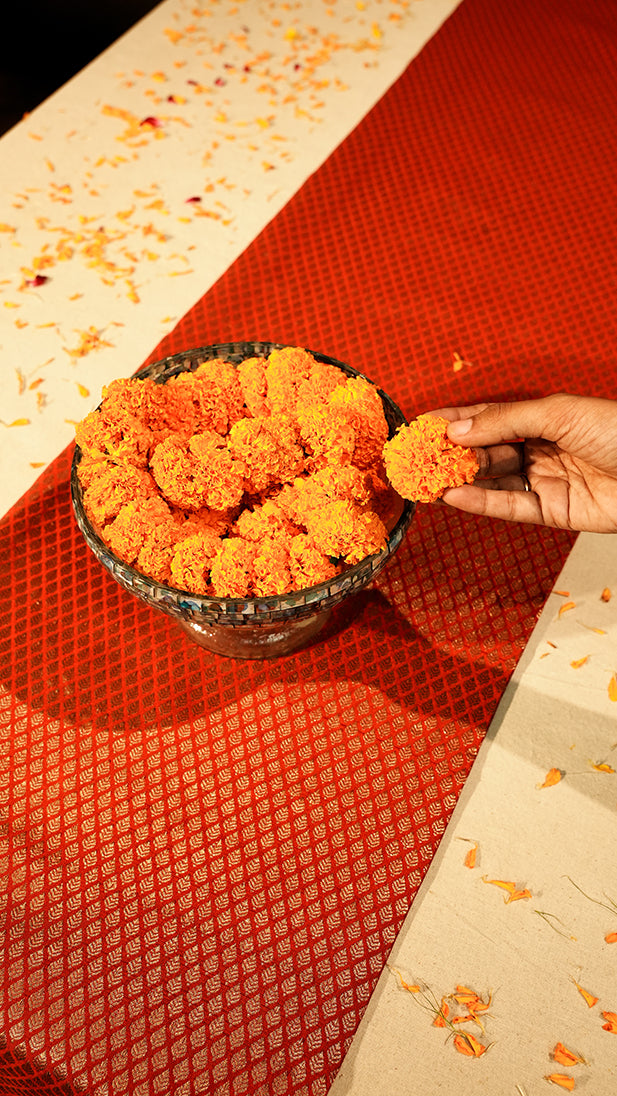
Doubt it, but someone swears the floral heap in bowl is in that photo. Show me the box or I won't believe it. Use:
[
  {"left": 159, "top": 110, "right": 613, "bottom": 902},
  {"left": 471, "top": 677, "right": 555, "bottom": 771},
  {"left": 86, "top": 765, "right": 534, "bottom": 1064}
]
[{"left": 71, "top": 341, "right": 472, "bottom": 658}]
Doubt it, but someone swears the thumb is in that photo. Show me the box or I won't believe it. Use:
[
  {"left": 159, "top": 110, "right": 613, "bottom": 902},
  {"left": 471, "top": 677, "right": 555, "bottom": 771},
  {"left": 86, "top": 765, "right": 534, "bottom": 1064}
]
[{"left": 447, "top": 394, "right": 573, "bottom": 447}]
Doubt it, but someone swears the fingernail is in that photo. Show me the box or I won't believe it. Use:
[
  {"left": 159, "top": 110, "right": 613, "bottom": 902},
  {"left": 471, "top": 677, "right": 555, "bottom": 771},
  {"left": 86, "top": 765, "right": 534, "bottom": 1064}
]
[{"left": 449, "top": 417, "right": 473, "bottom": 438}]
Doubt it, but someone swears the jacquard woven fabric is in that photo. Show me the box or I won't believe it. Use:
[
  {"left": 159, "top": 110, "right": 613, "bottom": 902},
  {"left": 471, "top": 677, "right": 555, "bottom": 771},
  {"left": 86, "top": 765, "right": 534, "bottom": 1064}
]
[{"left": 2, "top": 0, "right": 617, "bottom": 1092}]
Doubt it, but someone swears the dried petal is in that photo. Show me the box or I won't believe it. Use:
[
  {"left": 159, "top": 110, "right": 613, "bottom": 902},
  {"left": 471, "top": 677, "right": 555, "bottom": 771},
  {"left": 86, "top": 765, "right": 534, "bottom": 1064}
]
[
  {"left": 558, "top": 601, "right": 576, "bottom": 618},
  {"left": 552, "top": 1042, "right": 586, "bottom": 1066},
  {"left": 538, "top": 767, "right": 563, "bottom": 789},
  {"left": 601, "top": 587, "right": 612, "bottom": 602},
  {"left": 604, "top": 931, "right": 617, "bottom": 944},
  {"left": 464, "top": 842, "right": 478, "bottom": 869},
  {"left": 452, "top": 1032, "right": 486, "bottom": 1057},
  {"left": 432, "top": 998, "right": 449, "bottom": 1027},
  {"left": 601, "top": 1010, "right": 617, "bottom": 1033},
  {"left": 608, "top": 674, "right": 617, "bottom": 702},
  {"left": 545, "top": 1075, "right": 575, "bottom": 1091},
  {"left": 570, "top": 656, "right": 589, "bottom": 669},
  {"left": 482, "top": 877, "right": 532, "bottom": 903},
  {"left": 573, "top": 980, "right": 598, "bottom": 1008}
]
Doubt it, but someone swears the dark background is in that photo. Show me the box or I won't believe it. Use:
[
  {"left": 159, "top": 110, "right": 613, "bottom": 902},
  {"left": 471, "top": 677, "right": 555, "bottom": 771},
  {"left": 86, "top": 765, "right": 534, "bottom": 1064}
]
[{"left": 0, "top": 0, "right": 161, "bottom": 136}]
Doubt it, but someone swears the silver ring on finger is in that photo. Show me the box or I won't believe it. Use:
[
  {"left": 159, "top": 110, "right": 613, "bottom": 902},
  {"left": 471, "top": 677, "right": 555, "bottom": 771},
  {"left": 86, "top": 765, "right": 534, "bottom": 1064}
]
[{"left": 520, "top": 473, "right": 532, "bottom": 493}]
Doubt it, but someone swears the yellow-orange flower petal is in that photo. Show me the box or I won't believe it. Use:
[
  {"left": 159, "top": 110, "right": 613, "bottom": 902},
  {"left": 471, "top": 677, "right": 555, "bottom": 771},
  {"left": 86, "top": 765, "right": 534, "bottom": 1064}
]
[
  {"left": 545, "top": 1075, "right": 575, "bottom": 1091},
  {"left": 552, "top": 1042, "right": 586, "bottom": 1066}
]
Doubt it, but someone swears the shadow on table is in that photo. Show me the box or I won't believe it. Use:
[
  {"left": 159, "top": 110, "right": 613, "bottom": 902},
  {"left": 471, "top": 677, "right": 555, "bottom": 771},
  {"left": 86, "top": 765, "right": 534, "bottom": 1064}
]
[{"left": 0, "top": 451, "right": 574, "bottom": 746}]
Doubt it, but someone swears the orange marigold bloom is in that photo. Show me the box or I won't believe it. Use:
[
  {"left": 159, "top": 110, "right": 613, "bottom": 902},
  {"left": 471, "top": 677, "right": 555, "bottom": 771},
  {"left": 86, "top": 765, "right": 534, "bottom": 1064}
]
[
  {"left": 306, "top": 498, "right": 387, "bottom": 564},
  {"left": 80, "top": 460, "right": 157, "bottom": 527},
  {"left": 228, "top": 413, "right": 304, "bottom": 495},
  {"left": 237, "top": 355, "right": 268, "bottom": 417},
  {"left": 209, "top": 537, "right": 257, "bottom": 597},
  {"left": 170, "top": 528, "right": 222, "bottom": 594},
  {"left": 193, "top": 359, "right": 245, "bottom": 433},
  {"left": 328, "top": 375, "right": 390, "bottom": 469},
  {"left": 263, "top": 345, "right": 314, "bottom": 415},
  {"left": 233, "top": 497, "right": 300, "bottom": 543},
  {"left": 297, "top": 401, "right": 357, "bottom": 468},
  {"left": 289, "top": 533, "right": 341, "bottom": 589},
  {"left": 105, "top": 496, "right": 183, "bottom": 582},
  {"left": 75, "top": 404, "right": 154, "bottom": 468},
  {"left": 383, "top": 413, "right": 479, "bottom": 503},
  {"left": 151, "top": 432, "right": 245, "bottom": 512},
  {"left": 252, "top": 536, "right": 293, "bottom": 597}
]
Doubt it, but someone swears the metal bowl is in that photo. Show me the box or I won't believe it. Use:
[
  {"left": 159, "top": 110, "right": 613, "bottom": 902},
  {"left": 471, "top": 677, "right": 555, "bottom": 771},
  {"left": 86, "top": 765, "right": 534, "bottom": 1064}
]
[{"left": 71, "top": 342, "right": 415, "bottom": 658}]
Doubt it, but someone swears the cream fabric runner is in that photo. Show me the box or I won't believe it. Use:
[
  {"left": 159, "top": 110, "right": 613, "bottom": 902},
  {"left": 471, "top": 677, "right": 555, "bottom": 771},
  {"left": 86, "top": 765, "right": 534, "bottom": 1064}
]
[{"left": 330, "top": 530, "right": 617, "bottom": 1095}]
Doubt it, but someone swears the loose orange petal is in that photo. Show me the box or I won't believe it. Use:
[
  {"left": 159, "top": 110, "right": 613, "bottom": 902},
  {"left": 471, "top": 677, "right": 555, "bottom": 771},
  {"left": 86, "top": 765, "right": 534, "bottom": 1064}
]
[
  {"left": 601, "top": 587, "right": 612, "bottom": 602},
  {"left": 482, "top": 877, "right": 531, "bottom": 903},
  {"left": 552, "top": 1042, "right": 586, "bottom": 1066},
  {"left": 601, "top": 1010, "right": 617, "bottom": 1033},
  {"left": 452, "top": 1032, "right": 487, "bottom": 1057},
  {"left": 554, "top": 589, "right": 570, "bottom": 597},
  {"left": 608, "top": 674, "right": 617, "bottom": 702},
  {"left": 464, "top": 842, "right": 478, "bottom": 869},
  {"left": 389, "top": 967, "right": 421, "bottom": 994},
  {"left": 590, "top": 762, "right": 615, "bottom": 773},
  {"left": 558, "top": 601, "right": 576, "bottom": 618},
  {"left": 538, "top": 767, "right": 563, "bottom": 789},
  {"left": 545, "top": 1075, "right": 575, "bottom": 1091},
  {"left": 432, "top": 998, "right": 449, "bottom": 1027},
  {"left": 570, "top": 656, "right": 589, "bottom": 669},
  {"left": 604, "top": 931, "right": 617, "bottom": 944},
  {"left": 573, "top": 980, "right": 598, "bottom": 1008}
]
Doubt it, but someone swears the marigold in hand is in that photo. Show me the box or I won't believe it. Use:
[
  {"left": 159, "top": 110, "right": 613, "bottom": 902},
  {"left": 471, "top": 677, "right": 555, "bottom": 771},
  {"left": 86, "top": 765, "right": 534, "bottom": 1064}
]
[{"left": 383, "top": 413, "right": 479, "bottom": 503}]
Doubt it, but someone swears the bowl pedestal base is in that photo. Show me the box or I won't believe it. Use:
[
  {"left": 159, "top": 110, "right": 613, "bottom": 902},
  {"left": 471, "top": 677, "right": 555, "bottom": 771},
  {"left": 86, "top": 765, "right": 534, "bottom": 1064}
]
[{"left": 177, "top": 609, "right": 332, "bottom": 659}]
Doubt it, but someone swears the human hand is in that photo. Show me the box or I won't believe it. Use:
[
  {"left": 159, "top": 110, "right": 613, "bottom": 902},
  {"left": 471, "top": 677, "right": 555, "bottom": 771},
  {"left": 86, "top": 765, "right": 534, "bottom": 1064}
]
[{"left": 429, "top": 393, "right": 617, "bottom": 532}]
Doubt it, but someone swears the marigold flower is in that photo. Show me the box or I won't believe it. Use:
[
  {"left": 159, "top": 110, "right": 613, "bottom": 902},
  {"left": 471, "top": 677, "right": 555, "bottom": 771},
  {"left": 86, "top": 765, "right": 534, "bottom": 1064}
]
[
  {"left": 170, "top": 528, "right": 222, "bottom": 594},
  {"left": 328, "top": 375, "right": 390, "bottom": 469},
  {"left": 210, "top": 537, "right": 257, "bottom": 597},
  {"left": 105, "top": 496, "right": 183, "bottom": 582},
  {"left": 237, "top": 355, "right": 268, "bottom": 417},
  {"left": 151, "top": 431, "right": 245, "bottom": 511},
  {"left": 383, "top": 413, "right": 479, "bottom": 503},
  {"left": 228, "top": 413, "right": 304, "bottom": 495},
  {"left": 81, "top": 460, "right": 157, "bottom": 527}
]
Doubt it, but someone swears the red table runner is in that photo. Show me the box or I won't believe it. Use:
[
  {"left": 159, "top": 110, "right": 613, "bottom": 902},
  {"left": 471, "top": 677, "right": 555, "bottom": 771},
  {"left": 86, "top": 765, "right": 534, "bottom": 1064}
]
[{"left": 2, "top": 0, "right": 617, "bottom": 1092}]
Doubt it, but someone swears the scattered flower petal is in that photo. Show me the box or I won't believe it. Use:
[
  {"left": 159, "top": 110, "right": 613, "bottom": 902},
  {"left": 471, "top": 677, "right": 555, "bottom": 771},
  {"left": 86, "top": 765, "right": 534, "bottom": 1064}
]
[
  {"left": 545, "top": 1075, "right": 575, "bottom": 1091},
  {"left": 601, "top": 1010, "right": 617, "bottom": 1033},
  {"left": 452, "top": 1032, "right": 487, "bottom": 1057},
  {"left": 538, "top": 768, "right": 563, "bottom": 789},
  {"left": 572, "top": 980, "right": 598, "bottom": 1008},
  {"left": 482, "top": 877, "right": 532, "bottom": 903},
  {"left": 552, "top": 1042, "right": 586, "bottom": 1066},
  {"left": 558, "top": 601, "right": 576, "bottom": 618}
]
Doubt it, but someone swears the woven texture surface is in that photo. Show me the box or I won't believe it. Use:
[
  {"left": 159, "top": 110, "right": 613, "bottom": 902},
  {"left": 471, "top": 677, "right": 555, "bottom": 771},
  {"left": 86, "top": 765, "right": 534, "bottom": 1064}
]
[{"left": 2, "top": 0, "right": 617, "bottom": 1091}]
